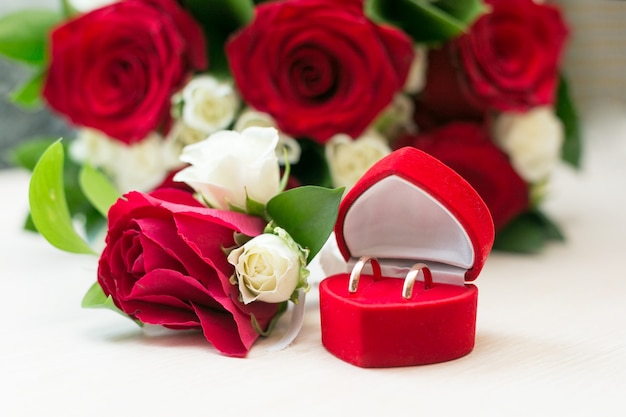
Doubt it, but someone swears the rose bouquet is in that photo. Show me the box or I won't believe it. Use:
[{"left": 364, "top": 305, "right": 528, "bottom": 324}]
[
  {"left": 2, "top": 0, "right": 580, "bottom": 352},
  {"left": 3, "top": 0, "right": 580, "bottom": 255}
]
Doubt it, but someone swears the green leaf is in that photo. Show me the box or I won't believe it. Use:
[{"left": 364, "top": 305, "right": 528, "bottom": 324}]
[
  {"left": 532, "top": 210, "right": 565, "bottom": 241},
  {"left": 82, "top": 282, "right": 142, "bottom": 326},
  {"left": 0, "top": 10, "right": 62, "bottom": 65},
  {"left": 9, "top": 70, "right": 44, "bottom": 109},
  {"left": 13, "top": 138, "right": 106, "bottom": 239},
  {"left": 556, "top": 75, "right": 582, "bottom": 168},
  {"left": 365, "top": 0, "right": 486, "bottom": 43},
  {"left": 81, "top": 281, "right": 114, "bottom": 308},
  {"left": 493, "top": 211, "right": 564, "bottom": 253},
  {"left": 79, "top": 164, "right": 120, "bottom": 218},
  {"left": 180, "top": 0, "right": 255, "bottom": 77},
  {"left": 267, "top": 186, "right": 343, "bottom": 262},
  {"left": 28, "top": 140, "right": 95, "bottom": 254},
  {"left": 244, "top": 192, "right": 267, "bottom": 218},
  {"left": 23, "top": 214, "right": 37, "bottom": 233}
]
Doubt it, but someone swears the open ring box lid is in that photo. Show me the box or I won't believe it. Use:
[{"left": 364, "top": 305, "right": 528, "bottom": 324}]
[{"left": 319, "top": 147, "right": 495, "bottom": 368}]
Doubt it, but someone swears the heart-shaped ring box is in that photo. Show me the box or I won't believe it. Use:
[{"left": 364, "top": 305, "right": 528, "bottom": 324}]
[{"left": 319, "top": 147, "right": 494, "bottom": 368}]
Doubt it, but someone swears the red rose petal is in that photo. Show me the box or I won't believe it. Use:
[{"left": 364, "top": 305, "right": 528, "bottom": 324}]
[
  {"left": 130, "top": 269, "right": 222, "bottom": 310},
  {"left": 193, "top": 303, "right": 252, "bottom": 358},
  {"left": 128, "top": 300, "right": 200, "bottom": 327}
]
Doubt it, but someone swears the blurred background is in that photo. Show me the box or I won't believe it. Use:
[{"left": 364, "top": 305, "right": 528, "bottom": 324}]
[
  {"left": 1, "top": 0, "right": 626, "bottom": 168},
  {"left": 0, "top": 0, "right": 72, "bottom": 168}
]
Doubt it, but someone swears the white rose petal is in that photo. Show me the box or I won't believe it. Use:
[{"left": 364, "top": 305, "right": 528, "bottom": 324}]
[
  {"left": 228, "top": 231, "right": 303, "bottom": 304},
  {"left": 174, "top": 127, "right": 281, "bottom": 210},
  {"left": 234, "top": 109, "right": 275, "bottom": 131},
  {"left": 492, "top": 107, "right": 564, "bottom": 183},
  {"left": 234, "top": 109, "right": 301, "bottom": 165},
  {"left": 326, "top": 130, "right": 392, "bottom": 190},
  {"left": 181, "top": 76, "right": 240, "bottom": 134},
  {"left": 70, "top": 129, "right": 184, "bottom": 193}
]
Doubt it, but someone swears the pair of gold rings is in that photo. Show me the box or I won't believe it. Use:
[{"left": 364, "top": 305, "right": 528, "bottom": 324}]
[{"left": 348, "top": 256, "right": 433, "bottom": 300}]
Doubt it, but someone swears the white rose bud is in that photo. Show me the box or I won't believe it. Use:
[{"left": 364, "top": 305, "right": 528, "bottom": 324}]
[
  {"left": 174, "top": 127, "right": 281, "bottom": 210},
  {"left": 492, "top": 106, "right": 564, "bottom": 183},
  {"left": 181, "top": 75, "right": 240, "bottom": 134},
  {"left": 234, "top": 109, "right": 302, "bottom": 165},
  {"left": 326, "top": 130, "right": 392, "bottom": 190},
  {"left": 70, "top": 129, "right": 183, "bottom": 193},
  {"left": 228, "top": 228, "right": 309, "bottom": 304}
]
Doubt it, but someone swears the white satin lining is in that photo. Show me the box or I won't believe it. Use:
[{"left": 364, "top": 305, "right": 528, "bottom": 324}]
[{"left": 343, "top": 175, "right": 474, "bottom": 272}]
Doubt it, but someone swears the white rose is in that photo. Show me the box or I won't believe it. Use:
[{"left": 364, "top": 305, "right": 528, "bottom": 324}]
[
  {"left": 174, "top": 127, "right": 281, "bottom": 210},
  {"left": 326, "top": 130, "right": 392, "bottom": 190},
  {"left": 234, "top": 109, "right": 301, "bottom": 165},
  {"left": 404, "top": 45, "right": 427, "bottom": 94},
  {"left": 70, "top": 129, "right": 183, "bottom": 193},
  {"left": 228, "top": 228, "right": 308, "bottom": 304},
  {"left": 492, "top": 106, "right": 564, "bottom": 183},
  {"left": 181, "top": 75, "right": 240, "bottom": 134},
  {"left": 165, "top": 120, "right": 208, "bottom": 148},
  {"left": 68, "top": 0, "right": 118, "bottom": 13}
]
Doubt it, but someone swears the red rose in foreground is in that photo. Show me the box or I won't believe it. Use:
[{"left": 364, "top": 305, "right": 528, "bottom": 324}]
[
  {"left": 97, "top": 188, "right": 279, "bottom": 357},
  {"left": 226, "top": 0, "right": 414, "bottom": 143},
  {"left": 43, "top": 0, "right": 207, "bottom": 144},
  {"left": 397, "top": 123, "right": 529, "bottom": 229},
  {"left": 416, "top": 0, "right": 568, "bottom": 122}
]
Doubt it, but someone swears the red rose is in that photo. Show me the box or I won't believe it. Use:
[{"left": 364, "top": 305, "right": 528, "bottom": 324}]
[
  {"left": 97, "top": 188, "right": 279, "bottom": 357},
  {"left": 396, "top": 123, "right": 529, "bottom": 229},
  {"left": 43, "top": 0, "right": 207, "bottom": 144},
  {"left": 416, "top": 0, "right": 568, "bottom": 122},
  {"left": 412, "top": 44, "right": 487, "bottom": 131},
  {"left": 226, "top": 0, "right": 414, "bottom": 143}
]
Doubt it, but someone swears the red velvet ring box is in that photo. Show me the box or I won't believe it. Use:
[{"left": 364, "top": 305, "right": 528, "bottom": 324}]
[{"left": 319, "top": 147, "right": 495, "bottom": 368}]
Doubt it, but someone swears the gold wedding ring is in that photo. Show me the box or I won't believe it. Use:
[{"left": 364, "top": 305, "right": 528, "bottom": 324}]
[
  {"left": 402, "top": 263, "right": 433, "bottom": 299},
  {"left": 348, "top": 256, "right": 382, "bottom": 293}
]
